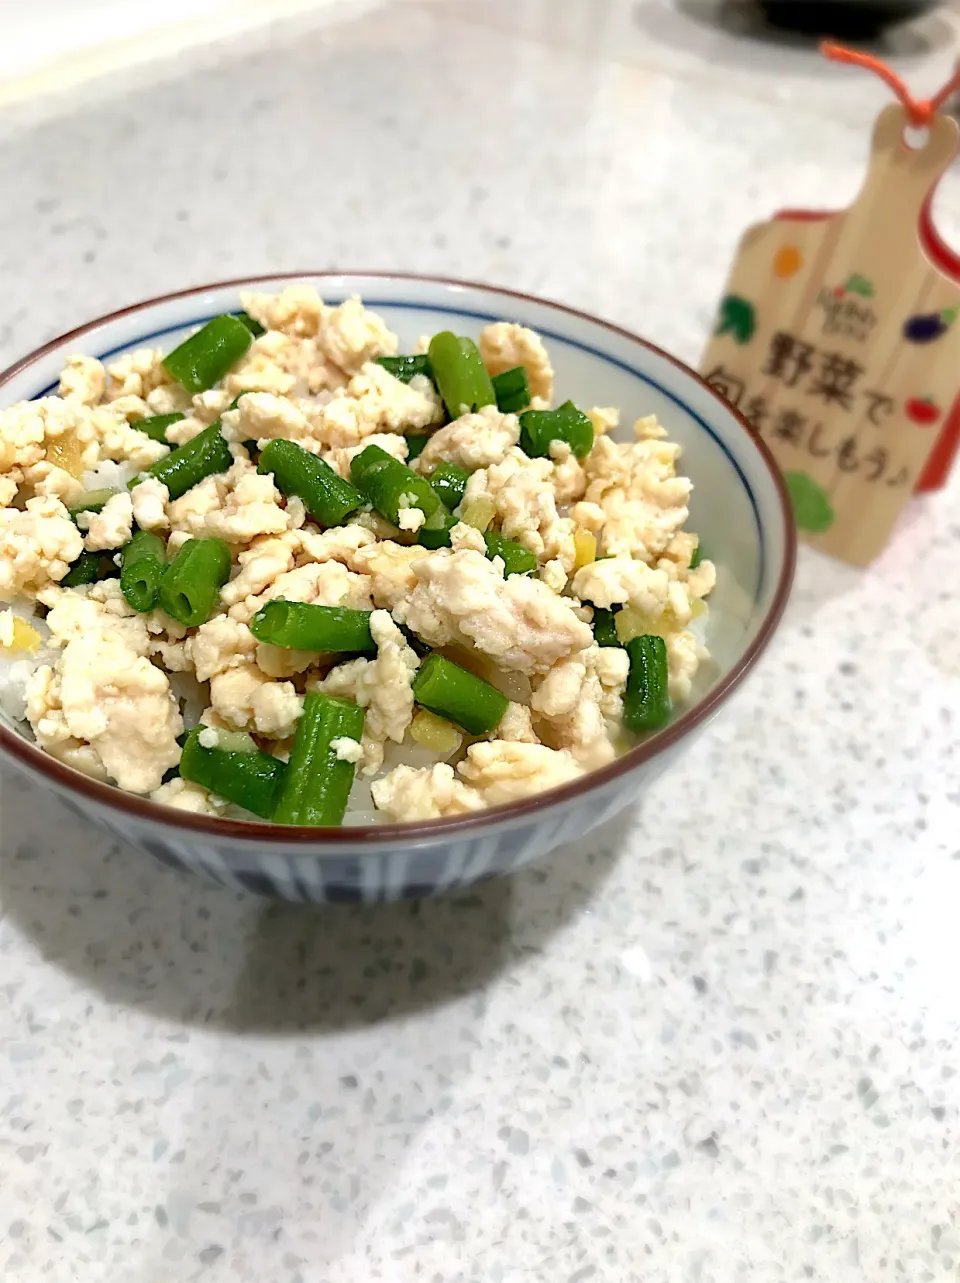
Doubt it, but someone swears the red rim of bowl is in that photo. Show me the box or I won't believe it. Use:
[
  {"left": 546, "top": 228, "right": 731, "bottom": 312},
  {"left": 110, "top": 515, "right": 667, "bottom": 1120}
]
[{"left": 0, "top": 272, "right": 796, "bottom": 849}]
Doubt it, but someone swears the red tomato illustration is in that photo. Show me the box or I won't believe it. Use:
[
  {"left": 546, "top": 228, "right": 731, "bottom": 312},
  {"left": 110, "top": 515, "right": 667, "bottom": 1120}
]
[{"left": 905, "top": 396, "right": 942, "bottom": 426}]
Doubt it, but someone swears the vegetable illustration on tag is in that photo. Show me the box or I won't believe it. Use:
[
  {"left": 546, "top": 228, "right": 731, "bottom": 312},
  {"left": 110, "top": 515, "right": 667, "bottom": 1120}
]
[
  {"left": 773, "top": 245, "right": 803, "bottom": 279},
  {"left": 904, "top": 396, "right": 942, "bottom": 426},
  {"left": 785, "top": 472, "right": 834, "bottom": 533},
  {"left": 700, "top": 43, "right": 960, "bottom": 566},
  {"left": 903, "top": 308, "right": 957, "bottom": 344},
  {"left": 714, "top": 295, "right": 756, "bottom": 344},
  {"left": 844, "top": 273, "right": 874, "bottom": 299}
]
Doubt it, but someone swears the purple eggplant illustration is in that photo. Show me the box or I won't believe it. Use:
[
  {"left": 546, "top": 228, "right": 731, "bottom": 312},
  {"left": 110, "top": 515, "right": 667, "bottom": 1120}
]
[{"left": 903, "top": 307, "right": 957, "bottom": 344}]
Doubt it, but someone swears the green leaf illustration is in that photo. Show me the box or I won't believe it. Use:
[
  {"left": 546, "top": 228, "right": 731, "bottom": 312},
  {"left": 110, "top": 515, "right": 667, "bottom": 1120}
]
[
  {"left": 845, "top": 273, "right": 874, "bottom": 299},
  {"left": 714, "top": 295, "right": 756, "bottom": 345},
  {"left": 785, "top": 471, "right": 834, "bottom": 533}
]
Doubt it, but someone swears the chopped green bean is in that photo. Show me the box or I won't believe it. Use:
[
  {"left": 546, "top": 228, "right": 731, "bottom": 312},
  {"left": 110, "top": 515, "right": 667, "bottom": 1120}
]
[
  {"left": 350, "top": 443, "right": 442, "bottom": 527},
  {"left": 68, "top": 488, "right": 119, "bottom": 521},
  {"left": 180, "top": 725, "right": 286, "bottom": 819},
  {"left": 519, "top": 400, "right": 594, "bottom": 460},
  {"left": 398, "top": 624, "right": 431, "bottom": 659},
  {"left": 376, "top": 354, "right": 433, "bottom": 384},
  {"left": 412, "top": 653, "right": 508, "bottom": 736},
  {"left": 134, "top": 412, "right": 185, "bottom": 443},
  {"left": 257, "top": 438, "right": 363, "bottom": 527},
  {"left": 404, "top": 433, "right": 430, "bottom": 460},
  {"left": 250, "top": 601, "right": 376, "bottom": 653},
  {"left": 492, "top": 366, "right": 531, "bottom": 414},
  {"left": 482, "top": 531, "right": 537, "bottom": 575},
  {"left": 273, "top": 692, "right": 365, "bottom": 826},
  {"left": 428, "top": 461, "right": 469, "bottom": 511},
  {"left": 427, "top": 332, "right": 496, "bottom": 418},
  {"left": 134, "top": 424, "right": 232, "bottom": 500},
  {"left": 204, "top": 728, "right": 259, "bottom": 754},
  {"left": 158, "top": 538, "right": 231, "bottom": 627},
  {"left": 120, "top": 530, "right": 166, "bottom": 613},
  {"left": 416, "top": 507, "right": 457, "bottom": 549},
  {"left": 623, "top": 635, "right": 670, "bottom": 732},
  {"left": 348, "top": 445, "right": 391, "bottom": 486},
  {"left": 234, "top": 310, "right": 265, "bottom": 338},
  {"left": 162, "top": 314, "right": 253, "bottom": 395},
  {"left": 61, "top": 551, "right": 107, "bottom": 588},
  {"left": 592, "top": 607, "right": 622, "bottom": 649},
  {"left": 689, "top": 542, "right": 702, "bottom": 570}
]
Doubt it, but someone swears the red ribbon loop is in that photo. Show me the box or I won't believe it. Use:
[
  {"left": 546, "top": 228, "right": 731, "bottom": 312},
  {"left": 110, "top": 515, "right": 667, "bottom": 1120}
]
[{"left": 820, "top": 41, "right": 960, "bottom": 128}]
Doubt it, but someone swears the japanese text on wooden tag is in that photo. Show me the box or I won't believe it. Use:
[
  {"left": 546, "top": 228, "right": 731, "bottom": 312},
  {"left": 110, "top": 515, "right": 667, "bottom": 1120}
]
[{"left": 700, "top": 102, "right": 960, "bottom": 566}]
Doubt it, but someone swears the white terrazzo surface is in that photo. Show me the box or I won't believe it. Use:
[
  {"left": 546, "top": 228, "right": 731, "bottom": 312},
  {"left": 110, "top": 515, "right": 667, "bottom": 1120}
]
[{"left": 2, "top": 2, "right": 960, "bottom": 1279}]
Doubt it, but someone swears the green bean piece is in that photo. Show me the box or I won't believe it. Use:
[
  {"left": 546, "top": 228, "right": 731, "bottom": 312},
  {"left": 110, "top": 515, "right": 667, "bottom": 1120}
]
[
  {"left": 120, "top": 530, "right": 166, "bottom": 613},
  {"left": 206, "top": 728, "right": 259, "bottom": 753},
  {"left": 348, "top": 445, "right": 391, "bottom": 487},
  {"left": 482, "top": 531, "right": 537, "bottom": 575},
  {"left": 273, "top": 692, "right": 365, "bottom": 826},
  {"left": 398, "top": 624, "right": 431, "bottom": 659},
  {"left": 179, "top": 725, "right": 286, "bottom": 819},
  {"left": 416, "top": 507, "right": 457, "bottom": 550},
  {"left": 158, "top": 538, "right": 231, "bottom": 627},
  {"left": 68, "top": 488, "right": 119, "bottom": 521},
  {"left": 61, "top": 551, "right": 106, "bottom": 588},
  {"left": 250, "top": 601, "right": 376, "bottom": 653},
  {"left": 492, "top": 366, "right": 531, "bottom": 414},
  {"left": 350, "top": 444, "right": 442, "bottom": 527},
  {"left": 134, "top": 412, "right": 185, "bottom": 443},
  {"left": 404, "top": 433, "right": 429, "bottom": 460},
  {"left": 428, "top": 461, "right": 469, "bottom": 510},
  {"left": 623, "top": 635, "right": 670, "bottom": 733},
  {"left": 162, "top": 314, "right": 253, "bottom": 395},
  {"left": 689, "top": 542, "right": 702, "bottom": 570},
  {"left": 427, "top": 332, "right": 497, "bottom": 418},
  {"left": 257, "top": 438, "right": 363, "bottom": 528},
  {"left": 519, "top": 400, "right": 594, "bottom": 460},
  {"left": 412, "top": 653, "right": 508, "bottom": 736},
  {"left": 592, "top": 607, "right": 622, "bottom": 649},
  {"left": 376, "top": 354, "right": 433, "bottom": 384},
  {"left": 234, "top": 310, "right": 265, "bottom": 338},
  {"left": 135, "top": 424, "right": 232, "bottom": 500}
]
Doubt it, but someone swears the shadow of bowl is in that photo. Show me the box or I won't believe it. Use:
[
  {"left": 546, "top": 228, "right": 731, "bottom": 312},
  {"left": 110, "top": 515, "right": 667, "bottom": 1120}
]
[{"left": 1, "top": 771, "right": 631, "bottom": 1033}]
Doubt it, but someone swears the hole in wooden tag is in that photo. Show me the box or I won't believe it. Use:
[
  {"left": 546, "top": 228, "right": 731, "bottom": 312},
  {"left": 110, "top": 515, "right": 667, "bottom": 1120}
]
[{"left": 903, "top": 124, "right": 931, "bottom": 151}]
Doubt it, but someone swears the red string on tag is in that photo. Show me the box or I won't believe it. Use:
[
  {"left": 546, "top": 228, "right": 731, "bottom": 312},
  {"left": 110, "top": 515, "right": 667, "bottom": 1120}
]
[
  {"left": 820, "top": 41, "right": 960, "bottom": 127},
  {"left": 819, "top": 43, "right": 960, "bottom": 496}
]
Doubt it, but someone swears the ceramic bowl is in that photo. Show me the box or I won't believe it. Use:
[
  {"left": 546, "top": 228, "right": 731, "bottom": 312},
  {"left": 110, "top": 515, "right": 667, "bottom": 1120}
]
[{"left": 0, "top": 274, "right": 795, "bottom": 901}]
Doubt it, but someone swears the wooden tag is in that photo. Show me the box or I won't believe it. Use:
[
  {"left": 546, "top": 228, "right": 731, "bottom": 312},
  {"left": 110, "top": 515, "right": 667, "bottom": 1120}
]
[{"left": 700, "top": 104, "right": 960, "bottom": 565}]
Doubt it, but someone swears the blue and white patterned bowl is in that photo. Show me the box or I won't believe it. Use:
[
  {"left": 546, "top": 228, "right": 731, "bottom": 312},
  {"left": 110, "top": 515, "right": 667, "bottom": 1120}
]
[{"left": 0, "top": 274, "right": 795, "bottom": 901}]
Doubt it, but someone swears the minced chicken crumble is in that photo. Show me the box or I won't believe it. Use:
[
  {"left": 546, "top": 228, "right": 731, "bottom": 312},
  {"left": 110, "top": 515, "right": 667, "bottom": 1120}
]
[{"left": 0, "top": 286, "right": 715, "bottom": 824}]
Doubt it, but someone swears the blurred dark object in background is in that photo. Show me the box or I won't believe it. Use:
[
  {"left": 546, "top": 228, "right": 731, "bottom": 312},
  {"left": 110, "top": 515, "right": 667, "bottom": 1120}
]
[{"left": 758, "top": 1, "right": 942, "bottom": 39}]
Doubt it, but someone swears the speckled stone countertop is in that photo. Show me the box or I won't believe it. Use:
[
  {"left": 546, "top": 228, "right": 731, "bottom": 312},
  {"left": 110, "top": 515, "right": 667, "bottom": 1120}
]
[{"left": 2, "top": 2, "right": 960, "bottom": 1279}]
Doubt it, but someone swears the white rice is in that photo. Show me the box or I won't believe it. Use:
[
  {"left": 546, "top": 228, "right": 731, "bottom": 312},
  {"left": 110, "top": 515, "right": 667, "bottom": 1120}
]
[
  {"left": 81, "top": 458, "right": 139, "bottom": 492},
  {"left": 167, "top": 670, "right": 207, "bottom": 732}
]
